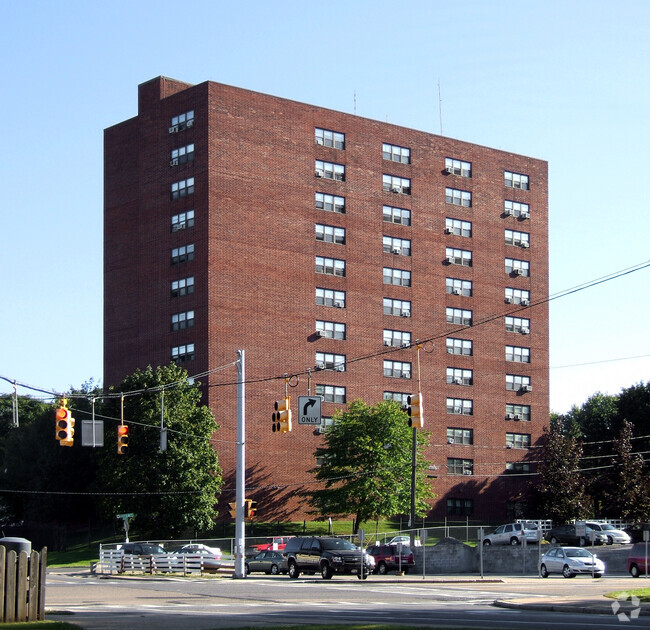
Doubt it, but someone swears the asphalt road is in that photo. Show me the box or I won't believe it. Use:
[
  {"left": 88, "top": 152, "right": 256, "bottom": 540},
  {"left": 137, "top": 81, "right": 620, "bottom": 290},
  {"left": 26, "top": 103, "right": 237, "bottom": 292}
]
[{"left": 46, "top": 569, "right": 650, "bottom": 630}]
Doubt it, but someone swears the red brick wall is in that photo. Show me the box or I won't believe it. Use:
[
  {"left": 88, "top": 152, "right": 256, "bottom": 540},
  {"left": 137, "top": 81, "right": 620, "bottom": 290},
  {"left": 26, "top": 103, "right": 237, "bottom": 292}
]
[{"left": 105, "top": 77, "right": 549, "bottom": 524}]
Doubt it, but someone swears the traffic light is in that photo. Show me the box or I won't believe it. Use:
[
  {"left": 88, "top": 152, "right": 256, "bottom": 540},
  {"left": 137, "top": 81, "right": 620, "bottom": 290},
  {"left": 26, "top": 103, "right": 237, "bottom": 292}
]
[
  {"left": 245, "top": 499, "right": 258, "bottom": 519},
  {"left": 407, "top": 394, "right": 424, "bottom": 429},
  {"left": 55, "top": 399, "right": 75, "bottom": 446},
  {"left": 117, "top": 424, "right": 129, "bottom": 454},
  {"left": 228, "top": 502, "right": 237, "bottom": 518},
  {"left": 272, "top": 397, "right": 292, "bottom": 433}
]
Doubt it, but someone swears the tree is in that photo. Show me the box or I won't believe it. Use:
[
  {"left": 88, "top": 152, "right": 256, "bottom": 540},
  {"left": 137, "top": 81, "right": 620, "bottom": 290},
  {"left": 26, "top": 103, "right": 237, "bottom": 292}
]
[
  {"left": 527, "top": 424, "right": 591, "bottom": 523},
  {"left": 95, "top": 364, "right": 222, "bottom": 538},
  {"left": 601, "top": 419, "right": 650, "bottom": 522},
  {"left": 307, "top": 400, "right": 435, "bottom": 532}
]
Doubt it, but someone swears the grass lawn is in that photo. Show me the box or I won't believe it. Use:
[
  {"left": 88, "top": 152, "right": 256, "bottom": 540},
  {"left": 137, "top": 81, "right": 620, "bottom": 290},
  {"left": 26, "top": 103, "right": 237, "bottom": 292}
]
[{"left": 606, "top": 588, "right": 650, "bottom": 602}]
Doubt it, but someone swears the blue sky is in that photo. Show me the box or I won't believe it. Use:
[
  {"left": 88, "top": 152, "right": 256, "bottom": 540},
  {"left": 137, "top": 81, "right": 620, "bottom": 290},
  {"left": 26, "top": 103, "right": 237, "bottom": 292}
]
[{"left": 1, "top": 0, "right": 648, "bottom": 413}]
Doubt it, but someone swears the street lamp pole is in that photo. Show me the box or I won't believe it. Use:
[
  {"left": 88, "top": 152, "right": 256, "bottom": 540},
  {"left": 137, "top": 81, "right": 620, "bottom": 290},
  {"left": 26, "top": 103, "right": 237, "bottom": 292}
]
[{"left": 409, "top": 343, "right": 422, "bottom": 547}]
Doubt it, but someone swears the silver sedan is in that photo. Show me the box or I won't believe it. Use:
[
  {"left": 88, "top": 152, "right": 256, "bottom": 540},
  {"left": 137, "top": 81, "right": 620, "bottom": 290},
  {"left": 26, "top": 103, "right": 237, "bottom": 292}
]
[{"left": 540, "top": 546, "right": 605, "bottom": 578}]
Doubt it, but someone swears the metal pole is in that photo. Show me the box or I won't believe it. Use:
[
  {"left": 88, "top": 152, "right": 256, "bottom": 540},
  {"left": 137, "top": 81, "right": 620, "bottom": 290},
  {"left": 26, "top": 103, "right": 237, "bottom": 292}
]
[{"left": 234, "top": 350, "right": 246, "bottom": 578}]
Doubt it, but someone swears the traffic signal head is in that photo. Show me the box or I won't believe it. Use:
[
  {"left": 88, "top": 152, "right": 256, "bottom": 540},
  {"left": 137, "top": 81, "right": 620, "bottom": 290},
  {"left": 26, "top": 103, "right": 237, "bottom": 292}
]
[
  {"left": 55, "top": 401, "right": 75, "bottom": 446},
  {"left": 244, "top": 499, "right": 258, "bottom": 519},
  {"left": 407, "top": 394, "right": 424, "bottom": 429},
  {"left": 228, "top": 502, "right": 237, "bottom": 518},
  {"left": 272, "top": 397, "right": 292, "bottom": 433},
  {"left": 117, "top": 424, "right": 129, "bottom": 455}
]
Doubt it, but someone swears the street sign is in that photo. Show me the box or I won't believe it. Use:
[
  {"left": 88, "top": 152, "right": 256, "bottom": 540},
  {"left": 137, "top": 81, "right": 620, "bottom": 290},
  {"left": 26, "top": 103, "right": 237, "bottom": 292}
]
[
  {"left": 298, "top": 396, "right": 322, "bottom": 425},
  {"left": 117, "top": 513, "right": 134, "bottom": 520},
  {"left": 81, "top": 419, "right": 104, "bottom": 447}
]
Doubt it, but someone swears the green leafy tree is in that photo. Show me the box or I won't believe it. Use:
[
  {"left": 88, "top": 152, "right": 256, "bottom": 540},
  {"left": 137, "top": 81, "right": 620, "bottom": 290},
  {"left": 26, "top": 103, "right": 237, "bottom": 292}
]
[
  {"left": 527, "top": 424, "right": 591, "bottom": 523},
  {"left": 95, "top": 364, "right": 222, "bottom": 538},
  {"left": 307, "top": 399, "right": 435, "bottom": 533},
  {"left": 601, "top": 419, "right": 650, "bottom": 521}
]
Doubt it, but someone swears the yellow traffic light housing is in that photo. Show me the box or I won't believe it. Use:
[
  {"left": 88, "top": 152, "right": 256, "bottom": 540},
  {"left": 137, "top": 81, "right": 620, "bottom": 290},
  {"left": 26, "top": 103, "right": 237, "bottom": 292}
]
[
  {"left": 55, "top": 399, "right": 75, "bottom": 446},
  {"left": 407, "top": 393, "right": 424, "bottom": 429},
  {"left": 244, "top": 499, "right": 258, "bottom": 519},
  {"left": 117, "top": 424, "right": 129, "bottom": 454},
  {"left": 228, "top": 502, "right": 237, "bottom": 518},
  {"left": 272, "top": 397, "right": 292, "bottom": 433}
]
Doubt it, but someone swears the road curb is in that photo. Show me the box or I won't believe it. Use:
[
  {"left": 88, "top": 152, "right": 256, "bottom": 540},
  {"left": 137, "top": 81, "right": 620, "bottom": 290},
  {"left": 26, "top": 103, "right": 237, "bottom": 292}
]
[{"left": 494, "top": 599, "right": 650, "bottom": 616}]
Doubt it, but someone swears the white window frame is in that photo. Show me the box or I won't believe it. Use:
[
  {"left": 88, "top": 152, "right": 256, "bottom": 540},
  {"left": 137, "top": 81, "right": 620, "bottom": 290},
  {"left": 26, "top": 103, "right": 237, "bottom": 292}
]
[
  {"left": 447, "top": 457, "right": 474, "bottom": 475},
  {"left": 316, "top": 192, "right": 346, "bottom": 213},
  {"left": 505, "top": 287, "right": 531, "bottom": 305},
  {"left": 315, "top": 127, "right": 345, "bottom": 149},
  {"left": 506, "top": 432, "right": 531, "bottom": 449},
  {"left": 169, "top": 110, "right": 194, "bottom": 133},
  {"left": 447, "top": 427, "right": 473, "bottom": 445},
  {"left": 383, "top": 329, "right": 411, "bottom": 348},
  {"left": 383, "top": 174, "right": 411, "bottom": 194},
  {"left": 505, "top": 170, "right": 529, "bottom": 190},
  {"left": 505, "top": 375, "right": 531, "bottom": 391},
  {"left": 316, "top": 256, "right": 346, "bottom": 277},
  {"left": 446, "top": 247, "right": 472, "bottom": 267},
  {"left": 171, "top": 310, "right": 195, "bottom": 331},
  {"left": 316, "top": 287, "right": 346, "bottom": 308},
  {"left": 171, "top": 343, "right": 195, "bottom": 362},
  {"left": 505, "top": 316, "right": 530, "bottom": 334},
  {"left": 383, "top": 267, "right": 411, "bottom": 287},
  {"left": 316, "top": 320, "right": 346, "bottom": 340},
  {"left": 382, "top": 143, "right": 411, "bottom": 164},
  {"left": 445, "top": 187, "right": 472, "bottom": 207},
  {"left": 446, "top": 307, "right": 473, "bottom": 326},
  {"left": 506, "top": 345, "right": 531, "bottom": 363},
  {"left": 446, "top": 278, "right": 472, "bottom": 296},
  {"left": 171, "top": 210, "right": 195, "bottom": 232},
  {"left": 316, "top": 384, "right": 346, "bottom": 403},
  {"left": 446, "top": 367, "right": 473, "bottom": 386},
  {"left": 383, "top": 236, "right": 411, "bottom": 256},
  {"left": 445, "top": 157, "right": 472, "bottom": 177},
  {"left": 171, "top": 244, "right": 194, "bottom": 265},
  {"left": 383, "top": 360, "right": 412, "bottom": 379},
  {"left": 315, "top": 160, "right": 345, "bottom": 181},
  {"left": 505, "top": 229, "right": 530, "bottom": 248},
  {"left": 504, "top": 200, "right": 530, "bottom": 218},
  {"left": 315, "top": 224, "right": 345, "bottom": 244},
  {"left": 384, "top": 392, "right": 411, "bottom": 406},
  {"left": 445, "top": 218, "right": 472, "bottom": 237},
  {"left": 170, "top": 143, "right": 195, "bottom": 166},
  {"left": 447, "top": 398, "right": 473, "bottom": 415},
  {"left": 446, "top": 337, "right": 473, "bottom": 355},
  {"left": 506, "top": 403, "right": 531, "bottom": 420},
  {"left": 171, "top": 177, "right": 195, "bottom": 200},
  {"left": 505, "top": 258, "right": 530, "bottom": 276},
  {"left": 316, "top": 352, "right": 346, "bottom": 372},
  {"left": 383, "top": 205, "right": 411, "bottom": 226},
  {"left": 171, "top": 276, "right": 194, "bottom": 297},
  {"left": 383, "top": 298, "right": 411, "bottom": 317}
]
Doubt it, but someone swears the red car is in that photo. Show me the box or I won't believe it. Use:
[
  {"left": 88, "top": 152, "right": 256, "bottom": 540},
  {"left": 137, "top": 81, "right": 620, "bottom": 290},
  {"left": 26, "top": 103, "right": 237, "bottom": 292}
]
[
  {"left": 628, "top": 543, "right": 649, "bottom": 577},
  {"left": 366, "top": 543, "right": 415, "bottom": 575},
  {"left": 250, "top": 536, "right": 293, "bottom": 552}
]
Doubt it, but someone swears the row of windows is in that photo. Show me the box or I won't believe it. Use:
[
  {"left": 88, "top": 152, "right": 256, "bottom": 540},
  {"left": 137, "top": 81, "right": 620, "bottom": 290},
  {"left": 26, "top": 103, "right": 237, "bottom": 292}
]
[
  {"left": 447, "top": 458, "right": 533, "bottom": 476},
  {"left": 313, "top": 127, "right": 528, "bottom": 189}
]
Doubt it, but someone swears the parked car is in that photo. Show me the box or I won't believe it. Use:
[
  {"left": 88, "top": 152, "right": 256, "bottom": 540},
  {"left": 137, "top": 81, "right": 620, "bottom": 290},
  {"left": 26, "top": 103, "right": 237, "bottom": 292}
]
[
  {"left": 387, "top": 535, "right": 421, "bottom": 547},
  {"left": 245, "top": 550, "right": 287, "bottom": 575},
  {"left": 366, "top": 543, "right": 415, "bottom": 575},
  {"left": 627, "top": 543, "right": 650, "bottom": 577},
  {"left": 283, "top": 536, "right": 375, "bottom": 580},
  {"left": 176, "top": 544, "right": 222, "bottom": 572},
  {"left": 483, "top": 522, "right": 539, "bottom": 545},
  {"left": 120, "top": 542, "right": 166, "bottom": 556},
  {"left": 249, "top": 536, "right": 293, "bottom": 552},
  {"left": 544, "top": 524, "right": 606, "bottom": 546},
  {"left": 625, "top": 523, "right": 650, "bottom": 544},
  {"left": 539, "top": 546, "right": 605, "bottom": 578},
  {"left": 586, "top": 522, "right": 631, "bottom": 545}
]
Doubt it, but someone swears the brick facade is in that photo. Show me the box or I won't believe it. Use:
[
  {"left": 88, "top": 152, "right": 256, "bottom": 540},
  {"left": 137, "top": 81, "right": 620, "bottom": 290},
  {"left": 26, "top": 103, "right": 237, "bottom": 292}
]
[{"left": 104, "top": 76, "right": 549, "bottom": 523}]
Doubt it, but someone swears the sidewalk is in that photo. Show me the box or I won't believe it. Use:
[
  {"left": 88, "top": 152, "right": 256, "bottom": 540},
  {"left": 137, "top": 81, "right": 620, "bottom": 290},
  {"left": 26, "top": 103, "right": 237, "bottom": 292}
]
[{"left": 495, "top": 595, "right": 650, "bottom": 617}]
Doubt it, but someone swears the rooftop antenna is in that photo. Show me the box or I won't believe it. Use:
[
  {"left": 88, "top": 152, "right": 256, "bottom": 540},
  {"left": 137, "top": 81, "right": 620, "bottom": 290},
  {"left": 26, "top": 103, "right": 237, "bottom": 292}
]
[{"left": 438, "top": 79, "right": 443, "bottom": 135}]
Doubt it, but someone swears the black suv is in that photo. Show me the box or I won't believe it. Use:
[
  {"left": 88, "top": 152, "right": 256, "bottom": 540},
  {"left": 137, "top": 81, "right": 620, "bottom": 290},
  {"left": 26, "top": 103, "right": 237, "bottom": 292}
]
[{"left": 283, "top": 536, "right": 374, "bottom": 580}]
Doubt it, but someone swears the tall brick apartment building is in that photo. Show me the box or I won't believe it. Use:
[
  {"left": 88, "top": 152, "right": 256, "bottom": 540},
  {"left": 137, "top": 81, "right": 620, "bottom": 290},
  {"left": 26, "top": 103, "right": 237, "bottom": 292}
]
[{"left": 104, "top": 76, "right": 548, "bottom": 523}]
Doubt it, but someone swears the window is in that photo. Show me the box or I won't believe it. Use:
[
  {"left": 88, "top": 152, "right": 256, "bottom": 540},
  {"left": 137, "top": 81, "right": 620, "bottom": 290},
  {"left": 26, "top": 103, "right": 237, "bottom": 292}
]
[
  {"left": 506, "top": 403, "right": 531, "bottom": 420},
  {"left": 315, "top": 224, "right": 346, "bottom": 244},
  {"left": 445, "top": 218, "right": 472, "bottom": 237},
  {"left": 446, "top": 337, "right": 472, "bottom": 355},
  {"left": 171, "top": 244, "right": 194, "bottom": 265},
  {"left": 316, "top": 320, "right": 346, "bottom": 340},
  {"left": 315, "top": 192, "right": 346, "bottom": 213},
  {"left": 382, "top": 143, "right": 411, "bottom": 164},
  {"left": 315, "top": 160, "right": 345, "bottom": 181},
  {"left": 316, "top": 384, "right": 346, "bottom": 403},
  {"left": 505, "top": 170, "right": 529, "bottom": 190},
  {"left": 316, "top": 256, "right": 346, "bottom": 277},
  {"left": 446, "top": 307, "right": 472, "bottom": 326},
  {"left": 506, "top": 462, "right": 532, "bottom": 474},
  {"left": 505, "top": 375, "right": 531, "bottom": 391},
  {"left": 316, "top": 288, "right": 346, "bottom": 308},
  {"left": 384, "top": 391, "right": 410, "bottom": 406},
  {"left": 383, "top": 174, "right": 411, "bottom": 194},
  {"left": 446, "top": 247, "right": 472, "bottom": 266},
  {"left": 171, "top": 276, "right": 194, "bottom": 297},
  {"left": 170, "top": 143, "right": 195, "bottom": 166},
  {"left": 505, "top": 287, "right": 530, "bottom": 305},
  {"left": 383, "top": 205, "right": 411, "bottom": 226},
  {"left": 447, "top": 398, "right": 473, "bottom": 415},
  {"left": 383, "top": 298, "right": 411, "bottom": 317},
  {"left": 171, "top": 343, "right": 194, "bottom": 363},
  {"left": 447, "top": 498, "right": 473, "bottom": 516},
  {"left": 316, "top": 352, "right": 346, "bottom": 372},
  {"left": 447, "top": 458, "right": 474, "bottom": 475},
  {"left": 506, "top": 432, "right": 531, "bottom": 449},
  {"left": 447, "top": 367, "right": 473, "bottom": 386},
  {"left": 447, "top": 427, "right": 473, "bottom": 445},
  {"left": 383, "top": 329, "right": 411, "bottom": 348},
  {"left": 445, "top": 187, "right": 472, "bottom": 207},
  {"left": 446, "top": 278, "right": 472, "bottom": 297},
  {"left": 169, "top": 110, "right": 194, "bottom": 133},
  {"left": 171, "top": 310, "right": 195, "bottom": 331},
  {"left": 505, "top": 258, "right": 529, "bottom": 277},
  {"left": 171, "top": 210, "right": 195, "bottom": 232},
  {"left": 504, "top": 200, "right": 530, "bottom": 219},
  {"left": 505, "top": 229, "right": 530, "bottom": 248},
  {"left": 445, "top": 158, "right": 472, "bottom": 177},
  {"left": 383, "top": 236, "right": 411, "bottom": 256},
  {"left": 505, "top": 316, "right": 530, "bottom": 334},
  {"left": 171, "top": 177, "right": 195, "bottom": 200},
  {"left": 383, "top": 267, "right": 411, "bottom": 287},
  {"left": 384, "top": 360, "right": 412, "bottom": 379},
  {"left": 506, "top": 345, "right": 530, "bottom": 363},
  {"left": 315, "top": 127, "right": 345, "bottom": 149}
]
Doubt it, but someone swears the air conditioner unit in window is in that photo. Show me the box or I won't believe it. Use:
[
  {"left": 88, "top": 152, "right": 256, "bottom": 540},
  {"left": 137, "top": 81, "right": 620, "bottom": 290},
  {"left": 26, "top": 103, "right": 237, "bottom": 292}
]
[
  {"left": 186, "top": 119, "right": 194, "bottom": 128},
  {"left": 446, "top": 256, "right": 455, "bottom": 264},
  {"left": 391, "top": 185, "right": 402, "bottom": 193},
  {"left": 463, "top": 470, "right": 473, "bottom": 475},
  {"left": 506, "top": 443, "right": 514, "bottom": 449},
  {"left": 520, "top": 211, "right": 530, "bottom": 219},
  {"left": 520, "top": 327, "right": 530, "bottom": 334},
  {"left": 315, "top": 170, "right": 324, "bottom": 177},
  {"left": 316, "top": 138, "right": 324, "bottom": 145},
  {"left": 504, "top": 209, "right": 513, "bottom": 216},
  {"left": 401, "top": 372, "right": 411, "bottom": 379},
  {"left": 506, "top": 413, "right": 515, "bottom": 420},
  {"left": 453, "top": 377, "right": 462, "bottom": 384},
  {"left": 169, "top": 125, "right": 179, "bottom": 133},
  {"left": 315, "top": 362, "right": 325, "bottom": 370},
  {"left": 446, "top": 347, "right": 454, "bottom": 353},
  {"left": 444, "top": 227, "right": 453, "bottom": 234},
  {"left": 315, "top": 330, "right": 325, "bottom": 338},
  {"left": 402, "top": 341, "right": 410, "bottom": 348},
  {"left": 315, "top": 426, "right": 326, "bottom": 434},
  {"left": 505, "top": 297, "right": 513, "bottom": 304},
  {"left": 521, "top": 299, "right": 530, "bottom": 306},
  {"left": 514, "top": 268, "right": 525, "bottom": 276},
  {"left": 392, "top": 246, "right": 402, "bottom": 254},
  {"left": 334, "top": 301, "right": 344, "bottom": 308},
  {"left": 383, "top": 340, "right": 391, "bottom": 346},
  {"left": 514, "top": 414, "right": 522, "bottom": 421},
  {"left": 520, "top": 384, "right": 532, "bottom": 393},
  {"left": 453, "top": 407, "right": 462, "bottom": 414},
  {"left": 334, "top": 364, "right": 345, "bottom": 372},
  {"left": 400, "top": 311, "right": 410, "bottom": 317},
  {"left": 521, "top": 242, "right": 530, "bottom": 248},
  {"left": 170, "top": 158, "right": 179, "bottom": 166},
  {"left": 451, "top": 287, "right": 461, "bottom": 295},
  {"left": 447, "top": 437, "right": 455, "bottom": 444},
  {"left": 445, "top": 166, "right": 455, "bottom": 174}
]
